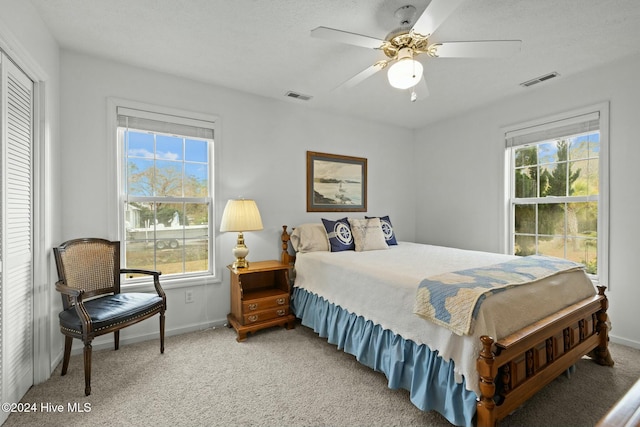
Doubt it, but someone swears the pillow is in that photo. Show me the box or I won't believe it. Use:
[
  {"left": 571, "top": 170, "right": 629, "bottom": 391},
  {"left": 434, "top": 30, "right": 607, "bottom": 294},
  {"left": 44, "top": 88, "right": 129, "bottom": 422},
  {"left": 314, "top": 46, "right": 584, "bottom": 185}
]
[
  {"left": 321, "top": 217, "right": 355, "bottom": 252},
  {"left": 290, "top": 223, "right": 329, "bottom": 253},
  {"left": 348, "top": 217, "right": 388, "bottom": 252},
  {"left": 365, "top": 215, "right": 398, "bottom": 245}
]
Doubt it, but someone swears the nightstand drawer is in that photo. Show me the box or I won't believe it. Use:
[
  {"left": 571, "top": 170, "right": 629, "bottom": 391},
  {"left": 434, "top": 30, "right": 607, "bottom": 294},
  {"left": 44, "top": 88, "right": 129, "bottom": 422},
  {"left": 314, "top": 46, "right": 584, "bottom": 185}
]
[
  {"left": 243, "top": 306, "right": 290, "bottom": 324},
  {"left": 242, "top": 294, "right": 289, "bottom": 312}
]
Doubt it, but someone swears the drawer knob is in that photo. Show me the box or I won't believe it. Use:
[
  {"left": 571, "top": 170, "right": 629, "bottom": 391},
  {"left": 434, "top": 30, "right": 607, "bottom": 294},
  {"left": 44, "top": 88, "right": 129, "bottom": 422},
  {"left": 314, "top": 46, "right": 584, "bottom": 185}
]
[
  {"left": 277, "top": 309, "right": 285, "bottom": 316},
  {"left": 276, "top": 298, "right": 285, "bottom": 305},
  {"left": 248, "top": 315, "right": 258, "bottom": 323},
  {"left": 248, "top": 303, "right": 258, "bottom": 311}
]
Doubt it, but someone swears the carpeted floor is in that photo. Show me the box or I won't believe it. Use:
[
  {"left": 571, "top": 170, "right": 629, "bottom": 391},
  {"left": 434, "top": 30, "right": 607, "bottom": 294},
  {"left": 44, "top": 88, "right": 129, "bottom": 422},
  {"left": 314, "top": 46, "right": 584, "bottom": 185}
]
[{"left": 4, "top": 323, "right": 639, "bottom": 427}]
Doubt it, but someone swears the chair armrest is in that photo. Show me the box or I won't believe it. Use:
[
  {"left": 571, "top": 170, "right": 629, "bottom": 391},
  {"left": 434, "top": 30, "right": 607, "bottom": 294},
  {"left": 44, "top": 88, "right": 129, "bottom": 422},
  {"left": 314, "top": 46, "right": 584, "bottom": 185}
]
[
  {"left": 55, "top": 280, "right": 84, "bottom": 299},
  {"left": 121, "top": 268, "right": 161, "bottom": 277},
  {"left": 121, "top": 268, "right": 166, "bottom": 300},
  {"left": 55, "top": 280, "right": 93, "bottom": 330}
]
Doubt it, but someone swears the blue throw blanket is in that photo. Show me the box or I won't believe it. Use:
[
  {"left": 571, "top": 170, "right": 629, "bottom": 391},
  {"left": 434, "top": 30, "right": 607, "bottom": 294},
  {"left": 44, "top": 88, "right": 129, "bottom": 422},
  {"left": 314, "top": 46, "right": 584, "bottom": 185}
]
[{"left": 413, "top": 256, "right": 584, "bottom": 336}]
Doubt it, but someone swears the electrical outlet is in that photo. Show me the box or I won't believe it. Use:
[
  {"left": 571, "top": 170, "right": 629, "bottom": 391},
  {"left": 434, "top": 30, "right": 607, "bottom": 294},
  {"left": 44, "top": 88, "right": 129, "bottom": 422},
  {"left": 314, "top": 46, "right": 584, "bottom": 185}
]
[{"left": 185, "top": 290, "right": 194, "bottom": 304}]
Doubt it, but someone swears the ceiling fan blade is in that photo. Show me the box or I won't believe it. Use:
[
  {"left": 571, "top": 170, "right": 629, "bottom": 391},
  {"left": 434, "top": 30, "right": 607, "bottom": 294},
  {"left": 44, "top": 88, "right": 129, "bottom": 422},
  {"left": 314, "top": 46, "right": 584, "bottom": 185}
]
[
  {"left": 411, "top": 0, "right": 466, "bottom": 37},
  {"left": 430, "top": 40, "right": 522, "bottom": 58},
  {"left": 311, "top": 26, "right": 383, "bottom": 49},
  {"left": 336, "top": 61, "right": 388, "bottom": 90},
  {"left": 411, "top": 76, "right": 429, "bottom": 101}
]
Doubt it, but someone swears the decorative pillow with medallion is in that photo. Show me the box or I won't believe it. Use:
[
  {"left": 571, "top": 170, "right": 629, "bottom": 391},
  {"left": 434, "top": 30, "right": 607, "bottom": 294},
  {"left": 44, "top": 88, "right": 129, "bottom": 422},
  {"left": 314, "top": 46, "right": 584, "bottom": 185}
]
[
  {"left": 365, "top": 215, "right": 398, "bottom": 245},
  {"left": 322, "top": 217, "right": 355, "bottom": 252}
]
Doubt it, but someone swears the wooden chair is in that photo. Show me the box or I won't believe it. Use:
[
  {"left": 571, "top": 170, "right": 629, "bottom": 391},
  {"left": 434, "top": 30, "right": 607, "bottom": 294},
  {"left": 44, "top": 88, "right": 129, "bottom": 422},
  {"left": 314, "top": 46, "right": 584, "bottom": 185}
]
[{"left": 53, "top": 238, "right": 166, "bottom": 395}]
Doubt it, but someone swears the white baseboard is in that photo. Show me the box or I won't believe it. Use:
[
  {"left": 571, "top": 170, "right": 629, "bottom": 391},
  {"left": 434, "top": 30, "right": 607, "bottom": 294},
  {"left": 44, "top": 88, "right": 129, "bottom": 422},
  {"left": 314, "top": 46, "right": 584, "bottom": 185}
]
[{"left": 610, "top": 334, "right": 640, "bottom": 350}]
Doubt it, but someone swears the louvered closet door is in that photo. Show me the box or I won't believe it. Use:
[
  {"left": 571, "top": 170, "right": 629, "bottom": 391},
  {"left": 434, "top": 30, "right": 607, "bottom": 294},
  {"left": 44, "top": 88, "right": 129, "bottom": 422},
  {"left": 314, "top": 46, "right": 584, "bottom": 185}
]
[{"left": 0, "top": 52, "right": 34, "bottom": 408}]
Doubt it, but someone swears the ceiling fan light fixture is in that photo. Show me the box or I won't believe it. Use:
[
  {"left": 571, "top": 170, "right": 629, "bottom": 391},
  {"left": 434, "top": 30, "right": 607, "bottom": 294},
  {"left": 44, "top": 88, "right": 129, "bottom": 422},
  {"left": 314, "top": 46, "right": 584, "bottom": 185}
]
[
  {"left": 387, "top": 58, "right": 423, "bottom": 89},
  {"left": 387, "top": 47, "right": 423, "bottom": 90}
]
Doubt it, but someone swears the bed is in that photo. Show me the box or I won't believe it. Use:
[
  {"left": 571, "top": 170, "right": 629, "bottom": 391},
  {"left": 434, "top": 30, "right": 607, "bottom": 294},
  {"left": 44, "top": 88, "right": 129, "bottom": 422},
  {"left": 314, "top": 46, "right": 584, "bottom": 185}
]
[{"left": 280, "top": 220, "right": 613, "bottom": 427}]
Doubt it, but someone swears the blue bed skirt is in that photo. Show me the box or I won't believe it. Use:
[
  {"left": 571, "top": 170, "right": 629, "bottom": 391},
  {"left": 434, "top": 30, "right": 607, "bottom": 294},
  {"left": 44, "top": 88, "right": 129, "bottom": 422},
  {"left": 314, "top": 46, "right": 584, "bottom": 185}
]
[{"left": 292, "top": 286, "right": 477, "bottom": 427}]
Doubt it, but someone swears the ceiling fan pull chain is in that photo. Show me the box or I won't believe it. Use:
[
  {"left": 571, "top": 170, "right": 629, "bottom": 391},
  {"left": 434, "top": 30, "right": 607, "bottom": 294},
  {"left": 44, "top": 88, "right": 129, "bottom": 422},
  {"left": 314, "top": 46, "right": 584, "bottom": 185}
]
[{"left": 412, "top": 54, "right": 417, "bottom": 79}]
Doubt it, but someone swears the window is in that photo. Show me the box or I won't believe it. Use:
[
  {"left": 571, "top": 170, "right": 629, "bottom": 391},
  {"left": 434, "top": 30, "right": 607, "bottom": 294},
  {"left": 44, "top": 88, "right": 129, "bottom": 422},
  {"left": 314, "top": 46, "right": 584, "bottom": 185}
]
[
  {"left": 505, "top": 105, "right": 609, "bottom": 284},
  {"left": 116, "top": 105, "right": 216, "bottom": 283}
]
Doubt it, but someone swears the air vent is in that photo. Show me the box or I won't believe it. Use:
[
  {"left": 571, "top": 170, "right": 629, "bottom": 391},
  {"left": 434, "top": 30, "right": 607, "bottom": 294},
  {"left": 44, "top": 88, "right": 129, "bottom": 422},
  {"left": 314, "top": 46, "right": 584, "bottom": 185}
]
[
  {"left": 520, "top": 72, "right": 559, "bottom": 87},
  {"left": 285, "top": 91, "right": 313, "bottom": 101}
]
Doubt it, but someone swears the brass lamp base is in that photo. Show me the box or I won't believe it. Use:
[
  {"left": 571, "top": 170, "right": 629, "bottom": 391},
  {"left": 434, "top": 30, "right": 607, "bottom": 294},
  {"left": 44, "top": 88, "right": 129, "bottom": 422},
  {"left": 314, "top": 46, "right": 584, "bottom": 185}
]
[
  {"left": 231, "top": 257, "right": 249, "bottom": 269},
  {"left": 231, "top": 232, "right": 250, "bottom": 268}
]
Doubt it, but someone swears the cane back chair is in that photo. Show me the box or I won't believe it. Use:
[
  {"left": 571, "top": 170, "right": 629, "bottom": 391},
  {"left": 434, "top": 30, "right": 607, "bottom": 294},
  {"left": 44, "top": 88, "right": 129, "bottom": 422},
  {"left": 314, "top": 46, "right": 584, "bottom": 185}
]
[{"left": 53, "top": 238, "right": 166, "bottom": 396}]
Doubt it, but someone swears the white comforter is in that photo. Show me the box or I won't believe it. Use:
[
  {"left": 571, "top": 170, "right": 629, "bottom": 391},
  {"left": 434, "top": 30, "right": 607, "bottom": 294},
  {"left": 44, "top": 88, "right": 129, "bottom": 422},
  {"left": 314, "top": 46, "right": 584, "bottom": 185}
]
[{"left": 293, "top": 242, "right": 596, "bottom": 395}]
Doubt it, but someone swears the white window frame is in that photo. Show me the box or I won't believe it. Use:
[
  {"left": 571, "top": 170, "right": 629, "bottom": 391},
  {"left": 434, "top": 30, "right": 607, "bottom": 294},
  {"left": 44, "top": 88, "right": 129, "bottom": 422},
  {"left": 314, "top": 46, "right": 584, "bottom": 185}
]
[
  {"left": 503, "top": 103, "right": 609, "bottom": 287},
  {"left": 107, "top": 98, "right": 221, "bottom": 289}
]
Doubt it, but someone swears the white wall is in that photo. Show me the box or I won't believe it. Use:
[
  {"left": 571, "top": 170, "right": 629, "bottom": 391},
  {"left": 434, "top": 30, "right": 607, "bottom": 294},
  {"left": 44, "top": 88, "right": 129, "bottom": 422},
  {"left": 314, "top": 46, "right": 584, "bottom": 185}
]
[
  {"left": 414, "top": 53, "right": 640, "bottom": 348},
  {"left": 58, "top": 50, "right": 417, "bottom": 353}
]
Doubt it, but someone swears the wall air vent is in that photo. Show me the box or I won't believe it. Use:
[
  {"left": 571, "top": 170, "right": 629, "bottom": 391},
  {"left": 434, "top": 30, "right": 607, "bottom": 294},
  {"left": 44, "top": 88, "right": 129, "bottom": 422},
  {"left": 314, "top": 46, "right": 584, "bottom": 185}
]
[
  {"left": 285, "top": 91, "right": 313, "bottom": 101},
  {"left": 520, "top": 72, "right": 559, "bottom": 87}
]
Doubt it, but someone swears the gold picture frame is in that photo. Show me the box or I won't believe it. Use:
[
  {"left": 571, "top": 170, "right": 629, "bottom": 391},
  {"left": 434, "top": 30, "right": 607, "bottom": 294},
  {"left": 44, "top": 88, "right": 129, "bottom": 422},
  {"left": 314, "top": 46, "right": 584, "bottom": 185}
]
[{"left": 306, "top": 151, "right": 367, "bottom": 212}]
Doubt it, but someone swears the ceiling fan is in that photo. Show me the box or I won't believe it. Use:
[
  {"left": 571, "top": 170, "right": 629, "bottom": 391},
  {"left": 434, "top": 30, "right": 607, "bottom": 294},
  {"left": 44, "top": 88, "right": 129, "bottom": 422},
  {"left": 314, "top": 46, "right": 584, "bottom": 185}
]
[{"left": 311, "top": 0, "right": 521, "bottom": 102}]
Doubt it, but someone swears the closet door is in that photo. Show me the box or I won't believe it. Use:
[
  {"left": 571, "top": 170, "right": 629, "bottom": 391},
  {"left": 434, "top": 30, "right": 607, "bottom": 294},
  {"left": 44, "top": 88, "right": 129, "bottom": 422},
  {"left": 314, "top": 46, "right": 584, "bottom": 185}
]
[{"left": 0, "top": 52, "right": 34, "bottom": 409}]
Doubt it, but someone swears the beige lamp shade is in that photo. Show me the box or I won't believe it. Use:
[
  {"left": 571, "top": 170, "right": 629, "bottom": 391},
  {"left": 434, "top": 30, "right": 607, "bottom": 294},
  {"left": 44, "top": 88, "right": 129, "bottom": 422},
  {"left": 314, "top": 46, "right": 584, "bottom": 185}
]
[
  {"left": 220, "top": 199, "right": 263, "bottom": 268},
  {"left": 220, "top": 199, "right": 263, "bottom": 232}
]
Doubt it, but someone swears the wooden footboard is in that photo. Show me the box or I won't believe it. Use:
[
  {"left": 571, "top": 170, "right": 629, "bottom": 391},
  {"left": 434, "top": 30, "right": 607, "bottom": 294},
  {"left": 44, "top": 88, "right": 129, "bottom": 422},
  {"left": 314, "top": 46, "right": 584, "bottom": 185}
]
[{"left": 476, "top": 286, "right": 614, "bottom": 427}]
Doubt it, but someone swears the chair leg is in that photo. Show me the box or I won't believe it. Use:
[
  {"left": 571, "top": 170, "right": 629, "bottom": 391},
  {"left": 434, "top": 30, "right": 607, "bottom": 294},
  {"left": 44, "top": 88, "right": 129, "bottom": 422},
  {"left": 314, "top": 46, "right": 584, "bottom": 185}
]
[
  {"left": 160, "top": 312, "right": 165, "bottom": 354},
  {"left": 61, "top": 336, "right": 73, "bottom": 376},
  {"left": 114, "top": 330, "right": 120, "bottom": 351},
  {"left": 83, "top": 341, "right": 93, "bottom": 396}
]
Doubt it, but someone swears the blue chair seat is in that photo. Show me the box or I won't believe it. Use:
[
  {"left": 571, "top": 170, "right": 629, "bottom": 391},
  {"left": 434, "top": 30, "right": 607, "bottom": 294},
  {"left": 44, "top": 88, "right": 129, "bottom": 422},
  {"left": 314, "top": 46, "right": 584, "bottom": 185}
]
[{"left": 59, "top": 293, "right": 164, "bottom": 333}]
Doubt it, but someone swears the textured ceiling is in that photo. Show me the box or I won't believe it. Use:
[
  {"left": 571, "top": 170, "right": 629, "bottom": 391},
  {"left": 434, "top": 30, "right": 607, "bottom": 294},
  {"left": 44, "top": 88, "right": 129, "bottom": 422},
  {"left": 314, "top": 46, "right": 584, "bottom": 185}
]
[{"left": 30, "top": 0, "right": 640, "bottom": 129}]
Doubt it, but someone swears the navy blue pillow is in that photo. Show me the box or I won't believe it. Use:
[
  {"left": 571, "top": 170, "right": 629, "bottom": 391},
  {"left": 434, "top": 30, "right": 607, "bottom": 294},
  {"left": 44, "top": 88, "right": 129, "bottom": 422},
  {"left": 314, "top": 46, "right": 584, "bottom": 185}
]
[
  {"left": 322, "top": 217, "right": 355, "bottom": 252},
  {"left": 365, "top": 215, "right": 398, "bottom": 245}
]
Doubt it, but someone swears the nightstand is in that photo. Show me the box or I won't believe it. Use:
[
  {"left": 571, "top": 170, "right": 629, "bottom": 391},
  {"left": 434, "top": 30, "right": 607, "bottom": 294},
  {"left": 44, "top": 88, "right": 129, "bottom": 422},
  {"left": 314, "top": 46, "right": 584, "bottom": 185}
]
[{"left": 226, "top": 260, "right": 295, "bottom": 342}]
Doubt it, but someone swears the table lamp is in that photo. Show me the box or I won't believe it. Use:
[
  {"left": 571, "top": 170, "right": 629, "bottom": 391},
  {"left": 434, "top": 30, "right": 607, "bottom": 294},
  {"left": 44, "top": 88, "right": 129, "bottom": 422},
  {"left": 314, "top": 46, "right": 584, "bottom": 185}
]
[{"left": 220, "top": 199, "right": 263, "bottom": 268}]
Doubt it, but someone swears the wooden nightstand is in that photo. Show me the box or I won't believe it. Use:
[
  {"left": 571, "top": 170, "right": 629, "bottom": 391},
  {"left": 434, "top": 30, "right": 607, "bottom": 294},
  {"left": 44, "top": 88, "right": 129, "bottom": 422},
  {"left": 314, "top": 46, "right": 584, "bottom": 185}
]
[{"left": 226, "top": 260, "right": 295, "bottom": 342}]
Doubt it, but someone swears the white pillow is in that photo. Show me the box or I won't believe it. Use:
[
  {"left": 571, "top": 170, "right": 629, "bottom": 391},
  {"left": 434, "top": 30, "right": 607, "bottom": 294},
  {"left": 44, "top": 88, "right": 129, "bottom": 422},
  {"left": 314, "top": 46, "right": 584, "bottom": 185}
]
[
  {"left": 290, "top": 223, "right": 329, "bottom": 253},
  {"left": 348, "top": 218, "right": 388, "bottom": 252}
]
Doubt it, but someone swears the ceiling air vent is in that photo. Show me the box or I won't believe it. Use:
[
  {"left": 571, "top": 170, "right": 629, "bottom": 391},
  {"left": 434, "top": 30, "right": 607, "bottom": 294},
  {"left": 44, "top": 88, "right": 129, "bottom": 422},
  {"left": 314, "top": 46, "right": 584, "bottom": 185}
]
[
  {"left": 285, "top": 91, "right": 313, "bottom": 101},
  {"left": 520, "top": 72, "right": 559, "bottom": 87}
]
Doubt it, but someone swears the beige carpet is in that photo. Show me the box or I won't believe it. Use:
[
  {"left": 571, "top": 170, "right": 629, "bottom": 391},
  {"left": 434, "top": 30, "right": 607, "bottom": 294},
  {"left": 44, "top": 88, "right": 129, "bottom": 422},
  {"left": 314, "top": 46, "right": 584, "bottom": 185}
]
[{"left": 4, "top": 323, "right": 640, "bottom": 427}]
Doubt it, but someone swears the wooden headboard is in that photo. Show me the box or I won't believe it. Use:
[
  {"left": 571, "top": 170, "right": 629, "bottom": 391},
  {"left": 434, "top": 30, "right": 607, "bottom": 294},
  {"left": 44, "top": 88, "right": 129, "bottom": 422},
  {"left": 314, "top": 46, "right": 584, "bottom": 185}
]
[{"left": 281, "top": 225, "right": 296, "bottom": 266}]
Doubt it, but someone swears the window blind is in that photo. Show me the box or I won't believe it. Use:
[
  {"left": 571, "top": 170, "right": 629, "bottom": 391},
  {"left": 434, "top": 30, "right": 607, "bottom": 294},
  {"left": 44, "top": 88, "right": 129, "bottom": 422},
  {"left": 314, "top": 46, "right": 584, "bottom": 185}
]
[
  {"left": 505, "top": 111, "right": 600, "bottom": 147},
  {"left": 117, "top": 106, "right": 214, "bottom": 139}
]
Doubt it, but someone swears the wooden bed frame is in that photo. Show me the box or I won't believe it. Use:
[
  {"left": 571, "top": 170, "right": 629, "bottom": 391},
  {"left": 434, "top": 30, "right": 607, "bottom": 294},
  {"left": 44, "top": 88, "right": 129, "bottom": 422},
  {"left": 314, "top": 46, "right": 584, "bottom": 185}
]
[{"left": 280, "top": 226, "right": 614, "bottom": 427}]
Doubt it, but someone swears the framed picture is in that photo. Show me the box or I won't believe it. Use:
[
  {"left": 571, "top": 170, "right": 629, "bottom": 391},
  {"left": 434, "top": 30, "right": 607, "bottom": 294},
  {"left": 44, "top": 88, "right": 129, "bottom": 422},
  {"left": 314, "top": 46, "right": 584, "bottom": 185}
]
[{"left": 306, "top": 151, "right": 367, "bottom": 212}]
